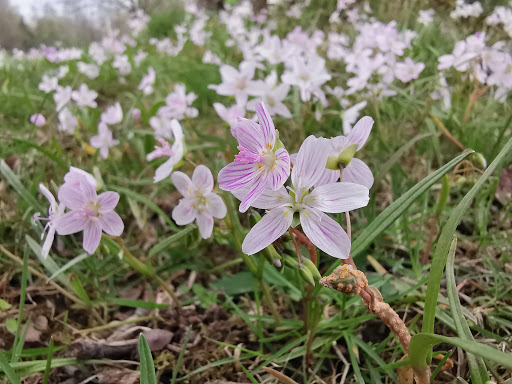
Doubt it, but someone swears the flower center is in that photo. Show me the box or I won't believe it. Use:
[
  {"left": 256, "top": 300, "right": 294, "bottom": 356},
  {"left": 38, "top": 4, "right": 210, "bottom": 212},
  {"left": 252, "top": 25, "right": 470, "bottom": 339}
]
[
  {"left": 235, "top": 77, "right": 247, "bottom": 90},
  {"left": 84, "top": 200, "right": 101, "bottom": 218}
]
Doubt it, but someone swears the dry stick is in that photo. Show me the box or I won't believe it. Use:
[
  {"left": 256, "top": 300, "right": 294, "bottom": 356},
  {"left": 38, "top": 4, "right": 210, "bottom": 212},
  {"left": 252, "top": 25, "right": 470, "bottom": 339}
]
[
  {"left": 429, "top": 114, "right": 465, "bottom": 151},
  {"left": 291, "top": 228, "right": 317, "bottom": 265},
  {"left": 463, "top": 84, "right": 490, "bottom": 123},
  {"left": 289, "top": 227, "right": 303, "bottom": 265}
]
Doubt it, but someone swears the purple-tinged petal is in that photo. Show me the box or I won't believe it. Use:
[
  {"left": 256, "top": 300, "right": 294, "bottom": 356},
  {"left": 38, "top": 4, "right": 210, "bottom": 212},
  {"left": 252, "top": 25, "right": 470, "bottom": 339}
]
[
  {"left": 347, "top": 116, "right": 373, "bottom": 150},
  {"left": 242, "top": 206, "right": 294, "bottom": 255},
  {"left": 79, "top": 177, "right": 97, "bottom": 202},
  {"left": 343, "top": 159, "right": 374, "bottom": 189},
  {"left": 291, "top": 136, "right": 330, "bottom": 192},
  {"left": 269, "top": 148, "right": 290, "bottom": 191},
  {"left": 99, "top": 211, "right": 124, "bottom": 236},
  {"left": 218, "top": 162, "right": 258, "bottom": 191},
  {"left": 234, "top": 119, "right": 265, "bottom": 153},
  {"left": 41, "top": 227, "right": 55, "bottom": 259},
  {"left": 300, "top": 208, "right": 351, "bottom": 259},
  {"left": 171, "top": 171, "right": 193, "bottom": 196},
  {"left": 39, "top": 184, "right": 57, "bottom": 211},
  {"left": 231, "top": 186, "right": 289, "bottom": 210},
  {"left": 192, "top": 165, "right": 214, "bottom": 193},
  {"left": 58, "top": 184, "right": 86, "bottom": 211},
  {"left": 154, "top": 156, "right": 180, "bottom": 183},
  {"left": 304, "top": 182, "right": 369, "bottom": 213},
  {"left": 172, "top": 198, "right": 196, "bottom": 225},
  {"left": 239, "top": 173, "right": 269, "bottom": 213},
  {"left": 314, "top": 168, "right": 339, "bottom": 188},
  {"left": 255, "top": 101, "right": 276, "bottom": 148},
  {"left": 64, "top": 167, "right": 97, "bottom": 189},
  {"left": 83, "top": 220, "right": 102, "bottom": 254},
  {"left": 97, "top": 192, "right": 120, "bottom": 213},
  {"left": 196, "top": 212, "right": 214, "bottom": 239},
  {"left": 55, "top": 211, "right": 87, "bottom": 235},
  {"left": 205, "top": 193, "right": 227, "bottom": 219}
]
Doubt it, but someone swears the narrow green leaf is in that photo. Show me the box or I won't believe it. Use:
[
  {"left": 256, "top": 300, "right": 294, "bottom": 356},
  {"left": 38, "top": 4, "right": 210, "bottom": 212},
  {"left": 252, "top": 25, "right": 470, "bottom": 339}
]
[
  {"left": 171, "top": 328, "right": 190, "bottom": 384},
  {"left": 434, "top": 174, "right": 450, "bottom": 216},
  {"left": 409, "top": 334, "right": 512, "bottom": 370},
  {"left": 324, "top": 151, "right": 472, "bottom": 277},
  {"left": 0, "top": 159, "right": 42, "bottom": 211},
  {"left": 138, "top": 334, "right": 157, "bottom": 384},
  {"left": 11, "top": 139, "right": 67, "bottom": 169},
  {"left": 344, "top": 332, "right": 365, "bottom": 384},
  {"left": 148, "top": 225, "right": 195, "bottom": 257},
  {"left": 240, "top": 364, "right": 259, "bottom": 384},
  {"left": 446, "top": 236, "right": 488, "bottom": 383},
  {"left": 0, "top": 352, "right": 22, "bottom": 384},
  {"left": 70, "top": 276, "right": 91, "bottom": 307},
  {"left": 25, "top": 235, "right": 66, "bottom": 285},
  {"left": 422, "top": 138, "right": 512, "bottom": 335},
  {"left": 110, "top": 298, "right": 167, "bottom": 309},
  {"left": 42, "top": 338, "right": 54, "bottom": 384},
  {"left": 48, "top": 253, "right": 89, "bottom": 281},
  {"left": 11, "top": 250, "right": 28, "bottom": 363}
]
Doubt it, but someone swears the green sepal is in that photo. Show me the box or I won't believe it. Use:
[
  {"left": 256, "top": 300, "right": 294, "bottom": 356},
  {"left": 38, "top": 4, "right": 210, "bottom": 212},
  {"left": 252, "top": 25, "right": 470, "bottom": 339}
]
[
  {"left": 291, "top": 213, "right": 300, "bottom": 228},
  {"left": 273, "top": 130, "right": 285, "bottom": 151},
  {"left": 337, "top": 144, "right": 358, "bottom": 166}
]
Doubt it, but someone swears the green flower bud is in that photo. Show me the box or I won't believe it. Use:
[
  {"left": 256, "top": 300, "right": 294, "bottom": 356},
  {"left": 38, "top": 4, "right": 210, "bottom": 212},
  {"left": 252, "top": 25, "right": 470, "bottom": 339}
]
[
  {"left": 302, "top": 258, "right": 321, "bottom": 282},
  {"left": 283, "top": 255, "right": 299, "bottom": 269},
  {"left": 299, "top": 265, "right": 316, "bottom": 286}
]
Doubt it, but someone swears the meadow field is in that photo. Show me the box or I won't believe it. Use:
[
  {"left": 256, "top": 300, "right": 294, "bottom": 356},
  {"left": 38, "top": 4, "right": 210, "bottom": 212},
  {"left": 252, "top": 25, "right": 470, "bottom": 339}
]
[{"left": 0, "top": 0, "right": 511, "bottom": 383}]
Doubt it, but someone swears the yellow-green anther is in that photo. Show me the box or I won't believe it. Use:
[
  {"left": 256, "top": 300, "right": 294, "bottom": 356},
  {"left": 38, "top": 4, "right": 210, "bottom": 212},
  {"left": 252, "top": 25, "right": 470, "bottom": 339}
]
[
  {"left": 299, "top": 265, "right": 315, "bottom": 286},
  {"left": 302, "top": 258, "right": 321, "bottom": 282},
  {"left": 337, "top": 144, "right": 358, "bottom": 167}
]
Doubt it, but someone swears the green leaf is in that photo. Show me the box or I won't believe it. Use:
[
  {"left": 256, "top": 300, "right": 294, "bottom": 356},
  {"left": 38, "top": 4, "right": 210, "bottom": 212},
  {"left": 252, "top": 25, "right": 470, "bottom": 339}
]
[
  {"left": 48, "top": 253, "right": 90, "bottom": 281},
  {"left": 70, "top": 276, "right": 92, "bottom": 307},
  {"left": 211, "top": 272, "right": 257, "bottom": 296},
  {"left": 445, "top": 236, "right": 488, "bottom": 383},
  {"left": 138, "top": 334, "right": 157, "bottom": 384},
  {"left": 422, "top": 138, "right": 512, "bottom": 336},
  {"left": 42, "top": 338, "right": 54, "bottom": 384},
  {"left": 0, "top": 352, "right": 21, "bottom": 384},
  {"left": 5, "top": 318, "right": 17, "bottom": 334},
  {"left": 0, "top": 299, "right": 11, "bottom": 310},
  {"left": 11, "top": 139, "right": 67, "bottom": 170},
  {"left": 0, "top": 160, "right": 42, "bottom": 212},
  {"left": 170, "top": 328, "right": 190, "bottom": 384},
  {"left": 324, "top": 151, "right": 472, "bottom": 277},
  {"left": 110, "top": 298, "right": 167, "bottom": 309},
  {"left": 409, "top": 334, "right": 512, "bottom": 370},
  {"left": 25, "top": 235, "right": 66, "bottom": 285},
  {"left": 148, "top": 225, "right": 195, "bottom": 257}
]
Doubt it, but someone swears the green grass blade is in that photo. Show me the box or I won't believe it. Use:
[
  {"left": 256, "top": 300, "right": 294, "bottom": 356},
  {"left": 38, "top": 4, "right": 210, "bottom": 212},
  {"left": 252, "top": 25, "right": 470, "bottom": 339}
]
[
  {"left": 110, "top": 298, "right": 167, "bottom": 309},
  {"left": 11, "top": 249, "right": 28, "bottom": 363},
  {"left": 11, "top": 139, "right": 68, "bottom": 170},
  {"left": 324, "top": 151, "right": 472, "bottom": 276},
  {"left": 25, "top": 235, "right": 66, "bottom": 285},
  {"left": 42, "top": 337, "right": 54, "bottom": 384},
  {"left": 0, "top": 159, "right": 42, "bottom": 211},
  {"left": 344, "top": 332, "right": 365, "bottom": 384},
  {"left": 240, "top": 363, "right": 259, "bottom": 384},
  {"left": 446, "top": 236, "right": 488, "bottom": 383},
  {"left": 48, "top": 253, "right": 89, "bottom": 281},
  {"left": 410, "top": 334, "right": 512, "bottom": 370},
  {"left": 138, "top": 334, "right": 157, "bottom": 384},
  {"left": 422, "top": 138, "right": 512, "bottom": 335},
  {"left": 148, "top": 225, "right": 195, "bottom": 257},
  {"left": 0, "top": 352, "right": 21, "bottom": 384},
  {"left": 171, "top": 327, "right": 191, "bottom": 384}
]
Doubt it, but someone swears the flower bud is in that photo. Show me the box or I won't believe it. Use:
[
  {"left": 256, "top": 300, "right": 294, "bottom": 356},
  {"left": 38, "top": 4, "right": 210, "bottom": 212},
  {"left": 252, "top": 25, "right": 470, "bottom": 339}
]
[
  {"left": 283, "top": 255, "right": 299, "bottom": 269},
  {"left": 299, "top": 265, "right": 316, "bottom": 286},
  {"left": 302, "top": 258, "right": 322, "bottom": 282}
]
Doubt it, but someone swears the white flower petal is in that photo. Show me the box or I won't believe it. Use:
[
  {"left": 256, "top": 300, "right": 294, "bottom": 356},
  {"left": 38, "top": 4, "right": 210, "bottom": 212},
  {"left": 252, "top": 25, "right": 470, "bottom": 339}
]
[{"left": 305, "top": 182, "right": 369, "bottom": 213}]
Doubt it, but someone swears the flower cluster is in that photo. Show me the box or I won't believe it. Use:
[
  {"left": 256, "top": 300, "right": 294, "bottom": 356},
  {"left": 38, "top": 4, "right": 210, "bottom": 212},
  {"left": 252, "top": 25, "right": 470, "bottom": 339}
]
[{"left": 219, "top": 100, "right": 372, "bottom": 259}]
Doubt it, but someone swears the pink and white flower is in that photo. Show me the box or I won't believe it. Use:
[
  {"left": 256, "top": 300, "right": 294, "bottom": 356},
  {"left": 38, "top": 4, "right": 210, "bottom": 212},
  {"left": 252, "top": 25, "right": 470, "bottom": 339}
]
[
  {"left": 247, "top": 71, "right": 291, "bottom": 118},
  {"left": 239, "top": 135, "right": 369, "bottom": 258},
  {"left": 101, "top": 103, "right": 123, "bottom": 125},
  {"left": 282, "top": 55, "right": 331, "bottom": 103},
  {"left": 34, "top": 184, "right": 65, "bottom": 258},
  {"left": 209, "top": 61, "right": 260, "bottom": 106},
  {"left": 90, "top": 123, "right": 119, "bottom": 159},
  {"left": 39, "top": 75, "right": 58, "bottom": 93},
  {"left": 72, "top": 84, "right": 98, "bottom": 108},
  {"left": 147, "top": 119, "right": 185, "bottom": 183},
  {"left": 57, "top": 108, "right": 78, "bottom": 134},
  {"left": 56, "top": 168, "right": 123, "bottom": 254},
  {"left": 77, "top": 62, "right": 100, "bottom": 79},
  {"left": 394, "top": 58, "right": 425, "bottom": 83},
  {"left": 316, "top": 116, "right": 375, "bottom": 189},
  {"left": 138, "top": 67, "right": 155, "bottom": 95},
  {"left": 171, "top": 165, "right": 227, "bottom": 239},
  {"left": 30, "top": 114, "right": 46, "bottom": 126},
  {"left": 218, "top": 101, "right": 290, "bottom": 213},
  {"left": 53, "top": 86, "right": 72, "bottom": 111},
  {"left": 213, "top": 102, "right": 245, "bottom": 129},
  {"left": 159, "top": 84, "right": 198, "bottom": 120}
]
